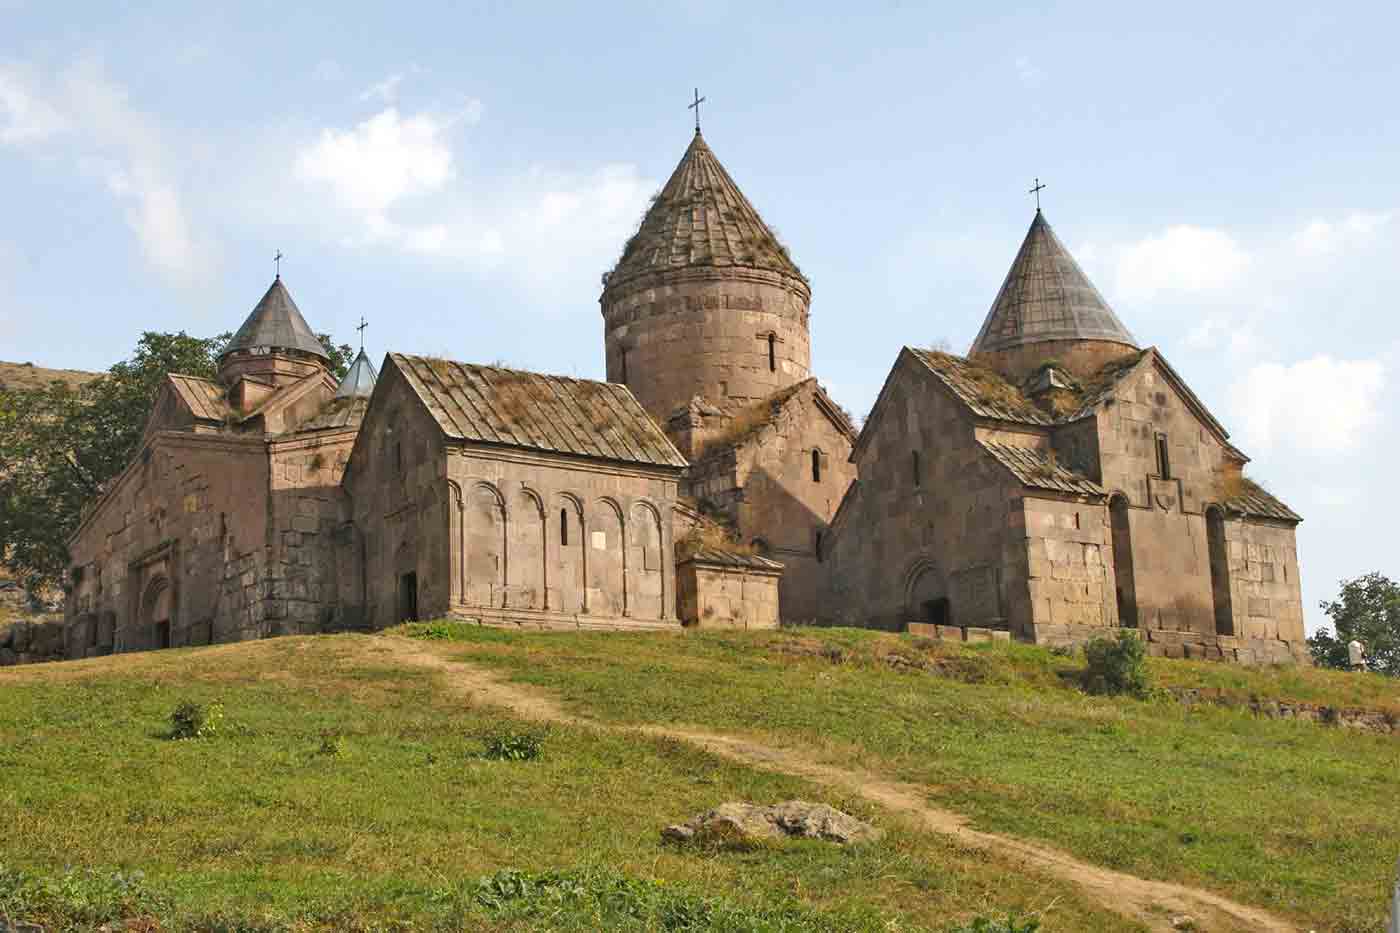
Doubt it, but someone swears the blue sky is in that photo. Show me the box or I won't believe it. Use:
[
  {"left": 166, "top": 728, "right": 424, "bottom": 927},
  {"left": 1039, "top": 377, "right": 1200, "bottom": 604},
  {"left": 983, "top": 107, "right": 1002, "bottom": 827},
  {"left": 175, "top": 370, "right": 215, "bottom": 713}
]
[{"left": 3, "top": 2, "right": 1396, "bottom": 630}]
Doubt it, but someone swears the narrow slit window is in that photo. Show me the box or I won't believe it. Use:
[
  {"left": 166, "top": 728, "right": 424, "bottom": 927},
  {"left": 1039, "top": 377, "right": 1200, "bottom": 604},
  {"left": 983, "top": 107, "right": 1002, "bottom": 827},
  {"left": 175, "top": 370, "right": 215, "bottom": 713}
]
[
  {"left": 767, "top": 333, "right": 776, "bottom": 372},
  {"left": 394, "top": 441, "right": 402, "bottom": 473},
  {"left": 560, "top": 509, "right": 569, "bottom": 547},
  {"left": 912, "top": 450, "right": 922, "bottom": 487},
  {"left": 811, "top": 448, "right": 822, "bottom": 482},
  {"left": 619, "top": 347, "right": 628, "bottom": 384},
  {"left": 814, "top": 530, "right": 824, "bottom": 562},
  {"left": 1155, "top": 433, "right": 1171, "bottom": 479}
]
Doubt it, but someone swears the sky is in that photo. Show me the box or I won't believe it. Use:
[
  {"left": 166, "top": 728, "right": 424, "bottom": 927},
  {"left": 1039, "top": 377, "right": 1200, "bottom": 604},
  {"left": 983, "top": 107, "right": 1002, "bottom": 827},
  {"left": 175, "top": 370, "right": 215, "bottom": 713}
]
[{"left": 2, "top": 2, "right": 1396, "bottom": 631}]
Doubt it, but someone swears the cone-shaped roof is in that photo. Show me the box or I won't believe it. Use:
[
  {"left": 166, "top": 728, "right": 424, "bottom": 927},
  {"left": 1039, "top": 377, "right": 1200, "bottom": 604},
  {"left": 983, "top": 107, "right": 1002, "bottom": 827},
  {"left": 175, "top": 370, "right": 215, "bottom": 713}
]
[
  {"left": 970, "top": 211, "right": 1137, "bottom": 356},
  {"left": 222, "top": 277, "right": 329, "bottom": 360},
  {"left": 335, "top": 348, "right": 378, "bottom": 399},
  {"left": 605, "top": 131, "right": 804, "bottom": 289}
]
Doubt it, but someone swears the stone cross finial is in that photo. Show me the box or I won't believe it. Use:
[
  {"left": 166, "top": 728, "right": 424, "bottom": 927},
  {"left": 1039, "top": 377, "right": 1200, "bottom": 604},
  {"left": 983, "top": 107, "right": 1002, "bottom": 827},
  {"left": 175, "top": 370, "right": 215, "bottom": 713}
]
[
  {"left": 1028, "top": 178, "right": 1047, "bottom": 211},
  {"left": 356, "top": 316, "right": 368, "bottom": 351},
  {"left": 689, "top": 87, "right": 706, "bottom": 134}
]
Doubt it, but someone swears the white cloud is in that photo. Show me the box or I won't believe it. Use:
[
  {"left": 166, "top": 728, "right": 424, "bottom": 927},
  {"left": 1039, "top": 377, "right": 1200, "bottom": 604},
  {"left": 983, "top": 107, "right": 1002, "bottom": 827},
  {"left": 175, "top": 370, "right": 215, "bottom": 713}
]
[
  {"left": 360, "top": 73, "right": 406, "bottom": 104},
  {"left": 1291, "top": 211, "right": 1393, "bottom": 257},
  {"left": 0, "top": 63, "right": 66, "bottom": 144},
  {"left": 1014, "top": 56, "right": 1045, "bottom": 88},
  {"left": 1229, "top": 355, "right": 1386, "bottom": 457},
  {"left": 0, "top": 59, "right": 212, "bottom": 287},
  {"left": 297, "top": 107, "right": 458, "bottom": 216},
  {"left": 1111, "top": 225, "right": 1250, "bottom": 301}
]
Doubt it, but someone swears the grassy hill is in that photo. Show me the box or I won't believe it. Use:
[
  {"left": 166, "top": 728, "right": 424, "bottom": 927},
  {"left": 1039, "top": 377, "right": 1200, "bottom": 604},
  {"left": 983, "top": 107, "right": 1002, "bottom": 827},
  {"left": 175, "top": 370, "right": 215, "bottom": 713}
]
[
  {"left": 1, "top": 625, "right": 1396, "bottom": 932},
  {"left": 0, "top": 359, "right": 100, "bottom": 392}
]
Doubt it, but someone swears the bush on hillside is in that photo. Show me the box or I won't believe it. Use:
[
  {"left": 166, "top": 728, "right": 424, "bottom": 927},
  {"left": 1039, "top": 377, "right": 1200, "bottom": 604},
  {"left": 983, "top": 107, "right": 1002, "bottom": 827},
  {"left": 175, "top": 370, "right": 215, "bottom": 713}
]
[
  {"left": 167, "top": 701, "right": 223, "bottom": 740},
  {"left": 1082, "top": 630, "right": 1150, "bottom": 698},
  {"left": 481, "top": 726, "right": 547, "bottom": 761},
  {"left": 945, "top": 916, "right": 1041, "bottom": 933}
]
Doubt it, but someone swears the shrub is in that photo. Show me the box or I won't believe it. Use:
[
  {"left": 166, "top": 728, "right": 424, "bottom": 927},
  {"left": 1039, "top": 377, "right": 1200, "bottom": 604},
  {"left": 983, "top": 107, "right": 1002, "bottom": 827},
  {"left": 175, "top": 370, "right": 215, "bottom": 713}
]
[
  {"left": 945, "top": 916, "right": 1041, "bottom": 933},
  {"left": 317, "top": 730, "right": 345, "bottom": 758},
  {"left": 481, "top": 726, "right": 547, "bottom": 761},
  {"left": 168, "top": 701, "right": 224, "bottom": 740},
  {"left": 0, "top": 864, "right": 167, "bottom": 928},
  {"left": 1082, "top": 630, "right": 1150, "bottom": 698}
]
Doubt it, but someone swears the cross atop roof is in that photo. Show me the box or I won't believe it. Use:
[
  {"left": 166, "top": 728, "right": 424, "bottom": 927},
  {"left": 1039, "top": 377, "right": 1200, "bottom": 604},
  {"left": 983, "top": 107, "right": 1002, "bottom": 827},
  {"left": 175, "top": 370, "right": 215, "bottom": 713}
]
[
  {"left": 356, "top": 316, "right": 368, "bottom": 351},
  {"left": 1028, "top": 178, "right": 1046, "bottom": 212},
  {"left": 688, "top": 87, "right": 706, "bottom": 134},
  {"left": 274, "top": 250, "right": 284, "bottom": 278}
]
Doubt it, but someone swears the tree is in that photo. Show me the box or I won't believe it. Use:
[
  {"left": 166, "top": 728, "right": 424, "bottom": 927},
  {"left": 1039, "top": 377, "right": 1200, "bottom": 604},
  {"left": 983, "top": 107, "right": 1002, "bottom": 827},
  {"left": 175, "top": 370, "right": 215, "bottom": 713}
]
[
  {"left": 1308, "top": 573, "right": 1400, "bottom": 676},
  {"left": 0, "top": 330, "right": 352, "bottom": 593}
]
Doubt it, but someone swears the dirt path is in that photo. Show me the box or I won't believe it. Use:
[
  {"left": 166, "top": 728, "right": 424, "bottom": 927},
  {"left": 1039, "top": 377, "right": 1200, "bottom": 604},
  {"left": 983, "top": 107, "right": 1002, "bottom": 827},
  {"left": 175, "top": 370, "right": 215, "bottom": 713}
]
[{"left": 374, "top": 637, "right": 1301, "bottom": 933}]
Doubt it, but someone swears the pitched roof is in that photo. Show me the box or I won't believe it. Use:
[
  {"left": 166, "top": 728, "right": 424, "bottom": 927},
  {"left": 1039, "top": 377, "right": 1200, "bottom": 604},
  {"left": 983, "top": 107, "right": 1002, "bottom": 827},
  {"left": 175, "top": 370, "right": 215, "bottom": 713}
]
[
  {"left": 166, "top": 373, "right": 231, "bottom": 422},
  {"left": 679, "top": 548, "right": 785, "bottom": 572},
  {"left": 907, "top": 348, "right": 1055, "bottom": 425},
  {"left": 978, "top": 440, "right": 1105, "bottom": 497},
  {"left": 336, "top": 349, "right": 378, "bottom": 399},
  {"left": 1224, "top": 480, "right": 1302, "bottom": 523},
  {"left": 390, "top": 354, "right": 687, "bottom": 469},
  {"left": 970, "top": 211, "right": 1137, "bottom": 356},
  {"left": 295, "top": 396, "right": 367, "bottom": 433},
  {"left": 222, "top": 278, "right": 328, "bottom": 360},
  {"left": 605, "top": 132, "right": 804, "bottom": 289}
]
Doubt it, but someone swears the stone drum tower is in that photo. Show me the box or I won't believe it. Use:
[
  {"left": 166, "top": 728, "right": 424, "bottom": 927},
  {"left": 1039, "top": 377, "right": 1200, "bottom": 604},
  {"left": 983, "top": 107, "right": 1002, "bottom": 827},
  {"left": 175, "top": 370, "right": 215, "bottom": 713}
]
[{"left": 601, "top": 130, "right": 811, "bottom": 434}]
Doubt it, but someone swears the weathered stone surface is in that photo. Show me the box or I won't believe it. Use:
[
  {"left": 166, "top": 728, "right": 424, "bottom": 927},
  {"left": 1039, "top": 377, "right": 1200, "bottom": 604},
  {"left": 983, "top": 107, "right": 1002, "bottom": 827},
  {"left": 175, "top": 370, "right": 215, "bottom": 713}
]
[{"left": 662, "top": 801, "right": 880, "bottom": 846}]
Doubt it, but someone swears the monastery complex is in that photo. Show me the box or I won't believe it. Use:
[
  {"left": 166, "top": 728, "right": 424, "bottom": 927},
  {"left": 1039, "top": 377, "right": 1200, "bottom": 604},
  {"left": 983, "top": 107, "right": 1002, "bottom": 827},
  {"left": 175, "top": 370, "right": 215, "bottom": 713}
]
[{"left": 62, "top": 128, "right": 1309, "bottom": 666}]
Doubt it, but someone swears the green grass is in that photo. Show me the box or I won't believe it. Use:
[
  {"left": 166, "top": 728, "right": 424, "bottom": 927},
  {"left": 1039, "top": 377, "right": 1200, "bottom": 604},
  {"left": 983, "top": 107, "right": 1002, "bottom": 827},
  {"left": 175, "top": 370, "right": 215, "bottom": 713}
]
[
  {"left": 417, "top": 623, "right": 1400, "bottom": 933},
  {"left": 0, "top": 635, "right": 1135, "bottom": 932}
]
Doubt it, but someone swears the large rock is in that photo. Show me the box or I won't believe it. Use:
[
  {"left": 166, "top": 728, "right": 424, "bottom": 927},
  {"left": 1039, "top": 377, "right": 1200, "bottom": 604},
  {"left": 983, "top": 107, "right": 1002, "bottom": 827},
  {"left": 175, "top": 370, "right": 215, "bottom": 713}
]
[{"left": 662, "top": 800, "right": 881, "bottom": 846}]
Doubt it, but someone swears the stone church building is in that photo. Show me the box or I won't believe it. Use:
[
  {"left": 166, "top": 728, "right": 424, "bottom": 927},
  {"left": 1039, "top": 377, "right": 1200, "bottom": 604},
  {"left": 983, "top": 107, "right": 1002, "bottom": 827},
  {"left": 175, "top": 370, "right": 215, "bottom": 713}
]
[{"left": 62, "top": 127, "right": 1307, "bottom": 665}]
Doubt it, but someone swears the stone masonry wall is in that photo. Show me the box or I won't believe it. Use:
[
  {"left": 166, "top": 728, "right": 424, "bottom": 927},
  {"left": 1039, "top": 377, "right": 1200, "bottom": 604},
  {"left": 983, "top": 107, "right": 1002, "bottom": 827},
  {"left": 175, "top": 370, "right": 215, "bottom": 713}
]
[
  {"left": 683, "top": 384, "right": 856, "bottom": 622},
  {"left": 823, "top": 359, "right": 1021, "bottom": 630},
  {"left": 603, "top": 267, "right": 810, "bottom": 423},
  {"left": 1018, "top": 494, "right": 1118, "bottom": 645},
  {"left": 677, "top": 560, "right": 780, "bottom": 629}
]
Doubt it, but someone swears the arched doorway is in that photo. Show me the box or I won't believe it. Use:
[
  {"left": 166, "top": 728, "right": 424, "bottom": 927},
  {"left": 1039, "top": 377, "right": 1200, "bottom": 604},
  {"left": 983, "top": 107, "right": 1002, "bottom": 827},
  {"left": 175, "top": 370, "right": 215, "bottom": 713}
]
[
  {"left": 1206, "top": 506, "right": 1234, "bottom": 635},
  {"left": 1109, "top": 495, "right": 1138, "bottom": 628},
  {"left": 906, "top": 561, "right": 950, "bottom": 628},
  {"left": 142, "top": 576, "right": 172, "bottom": 650}
]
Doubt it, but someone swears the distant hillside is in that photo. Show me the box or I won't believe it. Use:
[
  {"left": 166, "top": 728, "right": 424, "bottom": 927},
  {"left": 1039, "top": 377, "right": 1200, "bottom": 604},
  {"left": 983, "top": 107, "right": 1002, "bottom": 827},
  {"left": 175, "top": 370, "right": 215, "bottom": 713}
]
[{"left": 0, "top": 359, "right": 100, "bottom": 391}]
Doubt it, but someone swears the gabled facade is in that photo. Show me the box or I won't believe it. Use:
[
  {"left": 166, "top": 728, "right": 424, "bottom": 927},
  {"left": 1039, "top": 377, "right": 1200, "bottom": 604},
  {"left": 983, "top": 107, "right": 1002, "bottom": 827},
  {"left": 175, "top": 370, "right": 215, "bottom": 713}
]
[
  {"left": 343, "top": 354, "right": 687, "bottom": 629},
  {"left": 822, "top": 212, "right": 1307, "bottom": 665}
]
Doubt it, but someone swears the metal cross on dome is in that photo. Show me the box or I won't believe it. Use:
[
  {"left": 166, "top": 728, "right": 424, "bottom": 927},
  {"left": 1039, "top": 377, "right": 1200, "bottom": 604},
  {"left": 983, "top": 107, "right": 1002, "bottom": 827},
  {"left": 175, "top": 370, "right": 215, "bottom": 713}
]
[
  {"left": 274, "top": 250, "right": 284, "bottom": 278},
  {"left": 1028, "top": 178, "right": 1047, "bottom": 211},
  {"left": 688, "top": 87, "right": 706, "bottom": 134},
  {"left": 356, "top": 316, "right": 368, "bottom": 351}
]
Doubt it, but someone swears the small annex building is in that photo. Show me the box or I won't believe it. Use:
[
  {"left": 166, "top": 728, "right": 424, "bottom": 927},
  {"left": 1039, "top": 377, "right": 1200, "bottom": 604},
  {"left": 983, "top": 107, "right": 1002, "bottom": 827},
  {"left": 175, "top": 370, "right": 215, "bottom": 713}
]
[{"left": 820, "top": 210, "right": 1307, "bottom": 664}]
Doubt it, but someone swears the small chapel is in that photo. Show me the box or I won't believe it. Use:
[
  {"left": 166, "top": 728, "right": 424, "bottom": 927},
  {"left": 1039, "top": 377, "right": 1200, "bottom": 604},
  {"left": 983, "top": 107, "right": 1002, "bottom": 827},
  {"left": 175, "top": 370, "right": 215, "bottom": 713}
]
[{"left": 62, "top": 125, "right": 1309, "bottom": 666}]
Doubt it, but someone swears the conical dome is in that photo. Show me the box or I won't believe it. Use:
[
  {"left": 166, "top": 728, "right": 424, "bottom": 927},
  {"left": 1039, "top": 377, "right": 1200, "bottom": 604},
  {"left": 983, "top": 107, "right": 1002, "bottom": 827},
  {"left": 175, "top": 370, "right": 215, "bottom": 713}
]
[
  {"left": 222, "top": 277, "right": 328, "bottom": 360},
  {"left": 605, "top": 131, "right": 804, "bottom": 289},
  {"left": 335, "top": 348, "right": 378, "bottom": 399},
  {"left": 970, "top": 211, "right": 1137, "bottom": 358}
]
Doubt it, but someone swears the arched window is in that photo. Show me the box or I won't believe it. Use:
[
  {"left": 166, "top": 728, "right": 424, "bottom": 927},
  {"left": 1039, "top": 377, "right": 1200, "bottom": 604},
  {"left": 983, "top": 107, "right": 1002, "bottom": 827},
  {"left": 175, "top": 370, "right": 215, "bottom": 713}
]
[
  {"left": 1109, "top": 495, "right": 1137, "bottom": 627},
  {"left": 560, "top": 508, "right": 569, "bottom": 547},
  {"left": 912, "top": 450, "right": 922, "bottom": 487},
  {"left": 811, "top": 448, "right": 822, "bottom": 482},
  {"left": 767, "top": 333, "right": 776, "bottom": 372},
  {"left": 1206, "top": 506, "right": 1234, "bottom": 635},
  {"left": 619, "top": 346, "right": 629, "bottom": 384}
]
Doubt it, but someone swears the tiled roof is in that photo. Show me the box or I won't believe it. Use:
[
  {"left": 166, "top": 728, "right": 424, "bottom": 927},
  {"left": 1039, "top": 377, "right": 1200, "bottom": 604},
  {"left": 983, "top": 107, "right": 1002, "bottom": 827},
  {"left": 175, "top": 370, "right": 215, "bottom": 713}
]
[
  {"left": 222, "top": 278, "right": 328, "bottom": 360},
  {"left": 907, "top": 348, "right": 1055, "bottom": 425},
  {"left": 680, "top": 547, "right": 785, "bottom": 571},
  {"left": 299, "top": 396, "right": 369, "bottom": 432},
  {"left": 1225, "top": 480, "right": 1302, "bottom": 523},
  {"left": 167, "top": 374, "right": 231, "bottom": 422},
  {"left": 391, "top": 354, "right": 687, "bottom": 469},
  {"left": 605, "top": 132, "right": 804, "bottom": 289},
  {"left": 971, "top": 211, "right": 1137, "bottom": 356},
  {"left": 978, "top": 440, "right": 1105, "bottom": 496}
]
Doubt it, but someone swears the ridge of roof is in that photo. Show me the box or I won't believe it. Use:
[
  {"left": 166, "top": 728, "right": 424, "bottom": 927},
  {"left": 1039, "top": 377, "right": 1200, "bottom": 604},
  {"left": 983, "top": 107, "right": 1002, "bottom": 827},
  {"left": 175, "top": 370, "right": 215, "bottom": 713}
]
[
  {"left": 222, "top": 277, "right": 329, "bottom": 361},
  {"left": 389, "top": 353, "right": 687, "bottom": 470},
  {"left": 604, "top": 132, "right": 804, "bottom": 289},
  {"left": 970, "top": 211, "right": 1138, "bottom": 356}
]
